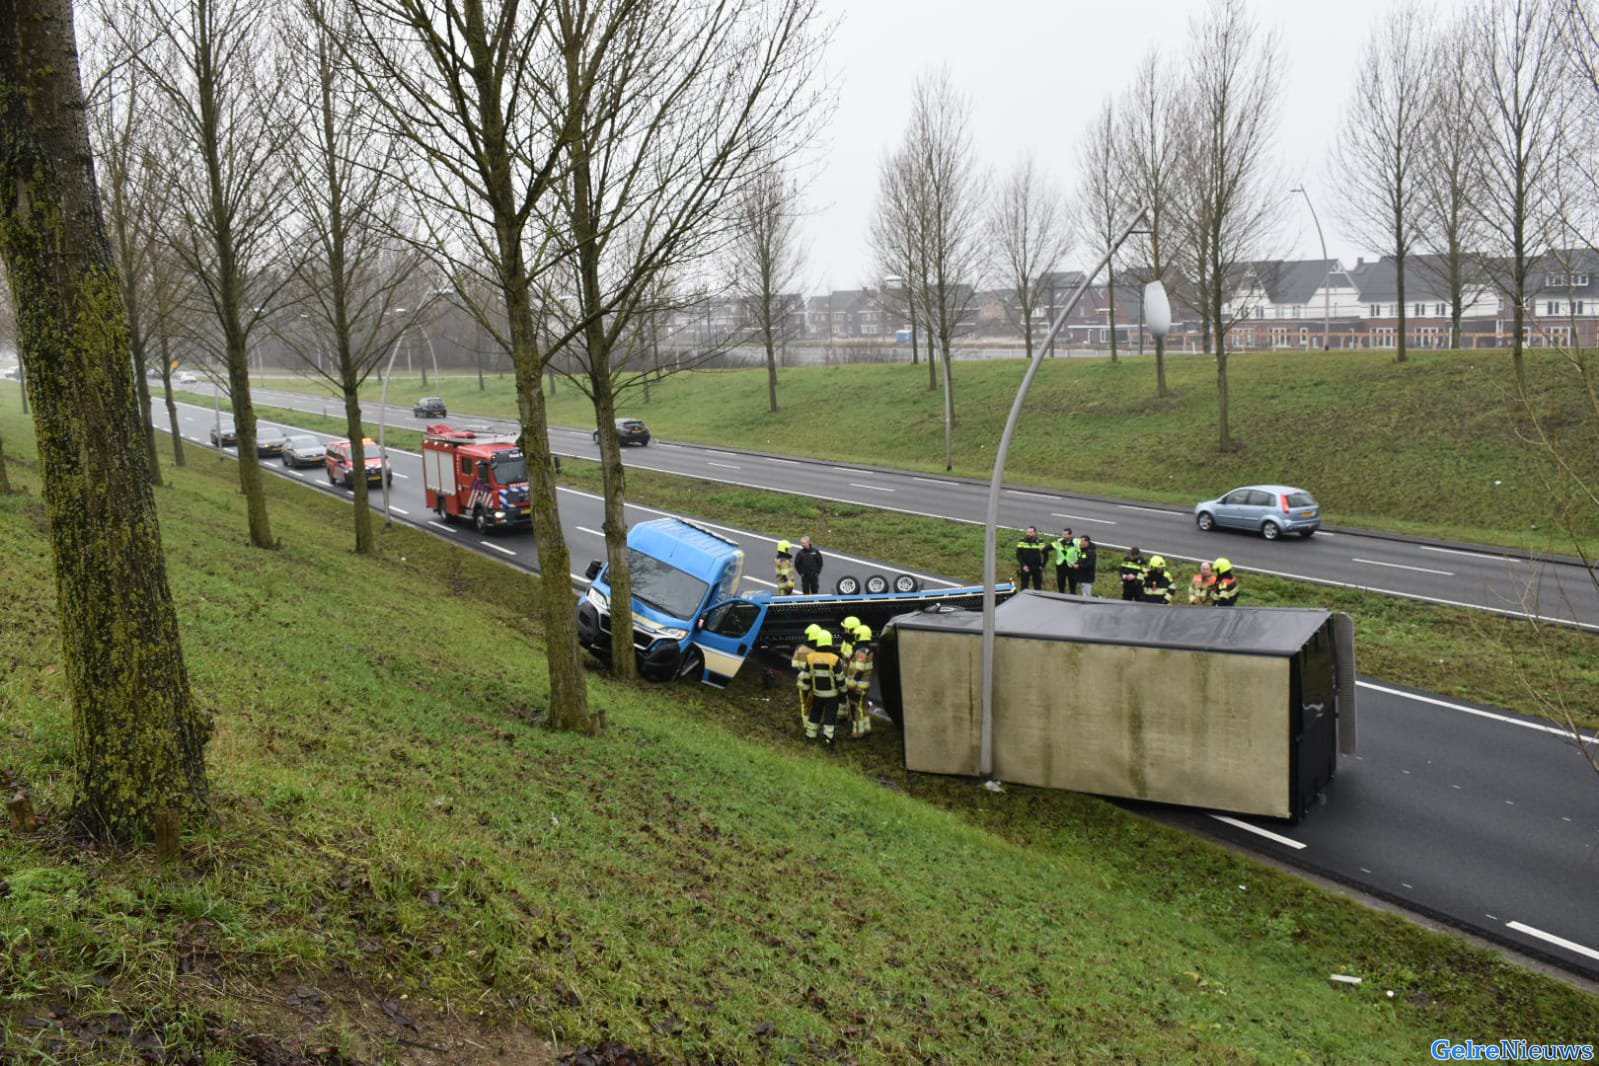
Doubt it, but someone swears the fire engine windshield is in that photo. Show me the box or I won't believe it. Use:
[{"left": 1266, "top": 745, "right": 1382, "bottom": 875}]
[
  {"left": 491, "top": 454, "right": 527, "bottom": 484},
  {"left": 625, "top": 547, "right": 710, "bottom": 621}
]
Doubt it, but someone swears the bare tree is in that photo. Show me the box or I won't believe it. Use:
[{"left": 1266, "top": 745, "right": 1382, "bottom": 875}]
[
  {"left": 540, "top": 0, "right": 827, "bottom": 681},
  {"left": 1472, "top": 0, "right": 1567, "bottom": 386},
  {"left": 1415, "top": 18, "right": 1489, "bottom": 350},
  {"left": 134, "top": 0, "right": 297, "bottom": 549},
  {"left": 869, "top": 145, "right": 931, "bottom": 380},
  {"left": 1077, "top": 99, "right": 1125, "bottom": 364},
  {"left": 987, "top": 153, "right": 1070, "bottom": 363},
  {"left": 83, "top": 0, "right": 167, "bottom": 483},
  {"left": 1117, "top": 49, "right": 1182, "bottom": 395},
  {"left": 279, "top": 0, "right": 423, "bottom": 555},
  {"left": 342, "top": 0, "right": 590, "bottom": 731},
  {"left": 730, "top": 158, "right": 805, "bottom": 413},
  {"left": 1173, "top": 0, "right": 1282, "bottom": 453},
  {"left": 1333, "top": 2, "right": 1429, "bottom": 364},
  {"left": 901, "top": 67, "right": 983, "bottom": 471},
  {"left": 0, "top": 0, "right": 209, "bottom": 841}
]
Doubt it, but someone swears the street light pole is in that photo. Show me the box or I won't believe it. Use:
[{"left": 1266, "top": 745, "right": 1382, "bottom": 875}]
[
  {"left": 980, "top": 208, "right": 1166, "bottom": 781},
  {"left": 1291, "top": 185, "right": 1332, "bottom": 351},
  {"left": 377, "top": 331, "right": 404, "bottom": 528}
]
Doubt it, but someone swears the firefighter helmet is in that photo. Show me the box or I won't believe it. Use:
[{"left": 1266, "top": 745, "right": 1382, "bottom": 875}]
[
  {"left": 777, "top": 540, "right": 792, "bottom": 554},
  {"left": 1148, "top": 555, "right": 1166, "bottom": 570},
  {"left": 841, "top": 615, "right": 861, "bottom": 631},
  {"left": 813, "top": 630, "right": 833, "bottom": 648},
  {"left": 1214, "top": 557, "right": 1232, "bottom": 574}
]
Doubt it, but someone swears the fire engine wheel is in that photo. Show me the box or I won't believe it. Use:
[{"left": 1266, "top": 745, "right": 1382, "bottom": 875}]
[
  {"left": 833, "top": 575, "right": 861, "bottom": 595},
  {"left": 863, "top": 574, "right": 890, "bottom": 595},
  {"left": 474, "top": 506, "right": 489, "bottom": 534},
  {"left": 892, "top": 573, "right": 920, "bottom": 593}
]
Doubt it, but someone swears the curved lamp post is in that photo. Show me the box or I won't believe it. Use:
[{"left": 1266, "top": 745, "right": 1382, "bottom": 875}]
[
  {"left": 1290, "top": 185, "right": 1331, "bottom": 351},
  {"left": 377, "top": 332, "right": 405, "bottom": 528},
  {"left": 979, "top": 208, "right": 1169, "bottom": 781}
]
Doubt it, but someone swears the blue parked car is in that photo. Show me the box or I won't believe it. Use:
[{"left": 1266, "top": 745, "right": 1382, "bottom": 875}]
[{"left": 1194, "top": 484, "right": 1320, "bottom": 540}]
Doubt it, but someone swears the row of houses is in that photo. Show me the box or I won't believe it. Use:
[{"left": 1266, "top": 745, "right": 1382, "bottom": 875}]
[{"left": 705, "top": 249, "right": 1599, "bottom": 351}]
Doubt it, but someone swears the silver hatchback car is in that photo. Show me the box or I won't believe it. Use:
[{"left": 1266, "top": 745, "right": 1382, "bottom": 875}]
[{"left": 1195, "top": 484, "right": 1320, "bottom": 540}]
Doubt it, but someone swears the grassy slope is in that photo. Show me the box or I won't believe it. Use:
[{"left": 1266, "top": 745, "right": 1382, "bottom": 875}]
[
  {"left": 2, "top": 411, "right": 1595, "bottom": 1061},
  {"left": 250, "top": 347, "right": 1599, "bottom": 552}
]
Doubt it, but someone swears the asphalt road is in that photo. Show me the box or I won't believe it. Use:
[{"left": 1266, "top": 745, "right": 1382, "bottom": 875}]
[
  {"left": 160, "top": 393, "right": 1599, "bottom": 982},
  {"left": 228, "top": 382, "right": 1599, "bottom": 632}
]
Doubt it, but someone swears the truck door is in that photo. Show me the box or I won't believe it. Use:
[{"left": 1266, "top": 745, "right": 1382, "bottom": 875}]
[{"left": 692, "top": 598, "right": 770, "bottom": 688}]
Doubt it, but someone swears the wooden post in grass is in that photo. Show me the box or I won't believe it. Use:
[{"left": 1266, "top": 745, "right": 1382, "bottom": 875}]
[{"left": 8, "top": 790, "right": 39, "bottom": 834}]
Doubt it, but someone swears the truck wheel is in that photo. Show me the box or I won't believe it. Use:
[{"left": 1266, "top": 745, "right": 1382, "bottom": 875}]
[
  {"left": 834, "top": 575, "right": 861, "bottom": 595},
  {"left": 892, "top": 573, "right": 920, "bottom": 593},
  {"left": 864, "top": 574, "right": 889, "bottom": 594},
  {"left": 474, "top": 506, "right": 489, "bottom": 534}
]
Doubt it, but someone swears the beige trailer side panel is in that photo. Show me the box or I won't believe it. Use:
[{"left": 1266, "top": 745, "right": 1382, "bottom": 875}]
[
  {"left": 897, "top": 628, "right": 1292, "bottom": 818},
  {"left": 992, "top": 637, "right": 1291, "bottom": 818},
  {"left": 898, "top": 630, "right": 984, "bottom": 777}
]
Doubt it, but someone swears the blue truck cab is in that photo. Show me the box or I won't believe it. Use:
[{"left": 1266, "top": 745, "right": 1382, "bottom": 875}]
[{"left": 576, "top": 518, "right": 772, "bottom": 686}]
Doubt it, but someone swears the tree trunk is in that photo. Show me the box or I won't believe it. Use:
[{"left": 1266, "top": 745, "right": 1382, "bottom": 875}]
[
  {"left": 764, "top": 314, "right": 779, "bottom": 413},
  {"left": 341, "top": 373, "right": 374, "bottom": 554},
  {"left": 131, "top": 332, "right": 162, "bottom": 487},
  {"left": 1395, "top": 246, "right": 1409, "bottom": 364},
  {"left": 1107, "top": 261, "right": 1119, "bottom": 364},
  {"left": 0, "top": 421, "right": 12, "bottom": 494},
  {"left": 939, "top": 336, "right": 955, "bottom": 471},
  {"left": 0, "top": 0, "right": 209, "bottom": 841},
  {"left": 1155, "top": 335, "right": 1168, "bottom": 397},
  {"left": 156, "top": 327, "right": 185, "bottom": 467},
  {"left": 1212, "top": 288, "right": 1231, "bottom": 453}
]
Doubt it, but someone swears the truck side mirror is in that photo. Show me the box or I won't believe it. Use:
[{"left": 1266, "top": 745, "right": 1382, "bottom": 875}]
[{"left": 584, "top": 560, "right": 602, "bottom": 581}]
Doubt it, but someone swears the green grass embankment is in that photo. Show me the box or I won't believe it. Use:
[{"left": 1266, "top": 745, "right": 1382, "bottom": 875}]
[
  {"left": 252, "top": 347, "right": 1599, "bottom": 553},
  {"left": 2, "top": 402, "right": 1597, "bottom": 1061}
]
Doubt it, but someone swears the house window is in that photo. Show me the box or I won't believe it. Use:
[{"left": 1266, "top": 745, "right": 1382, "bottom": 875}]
[
  {"left": 1577, "top": 301, "right": 1586, "bottom": 315},
  {"left": 1291, "top": 305, "right": 1301, "bottom": 318},
  {"left": 1369, "top": 304, "right": 1381, "bottom": 317},
  {"left": 1274, "top": 305, "right": 1284, "bottom": 319},
  {"left": 1576, "top": 274, "right": 1591, "bottom": 287},
  {"left": 1414, "top": 302, "right": 1425, "bottom": 317},
  {"left": 1435, "top": 303, "right": 1446, "bottom": 316},
  {"left": 1255, "top": 306, "right": 1264, "bottom": 319},
  {"left": 1388, "top": 304, "right": 1397, "bottom": 317},
  {"left": 1547, "top": 301, "right": 1561, "bottom": 316}
]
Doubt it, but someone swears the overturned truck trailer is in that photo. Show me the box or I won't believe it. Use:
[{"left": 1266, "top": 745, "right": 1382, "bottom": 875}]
[{"left": 876, "top": 592, "right": 1357, "bottom": 822}]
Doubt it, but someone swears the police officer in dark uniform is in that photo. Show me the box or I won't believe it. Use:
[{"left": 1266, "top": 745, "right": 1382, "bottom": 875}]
[{"left": 1015, "top": 526, "right": 1046, "bottom": 590}]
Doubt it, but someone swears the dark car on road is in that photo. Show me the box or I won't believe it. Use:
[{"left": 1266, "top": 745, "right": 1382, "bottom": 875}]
[
  {"left": 1194, "top": 484, "right": 1321, "bottom": 540},
  {"left": 209, "top": 419, "right": 237, "bottom": 448},
  {"left": 280, "top": 434, "right": 325, "bottom": 468},
  {"left": 256, "top": 429, "right": 290, "bottom": 457},
  {"left": 593, "top": 418, "right": 651, "bottom": 446},
  {"left": 413, "top": 397, "right": 448, "bottom": 418}
]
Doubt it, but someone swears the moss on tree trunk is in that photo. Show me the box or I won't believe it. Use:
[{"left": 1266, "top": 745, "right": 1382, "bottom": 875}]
[{"left": 0, "top": 0, "right": 210, "bottom": 842}]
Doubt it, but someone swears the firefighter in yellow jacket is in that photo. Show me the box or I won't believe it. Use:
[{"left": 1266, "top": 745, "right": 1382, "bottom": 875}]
[
  {"left": 792, "top": 623, "right": 824, "bottom": 727},
  {"left": 774, "top": 540, "right": 797, "bottom": 596},
  {"left": 797, "top": 630, "right": 848, "bottom": 745},
  {"left": 845, "top": 621, "right": 875, "bottom": 737}
]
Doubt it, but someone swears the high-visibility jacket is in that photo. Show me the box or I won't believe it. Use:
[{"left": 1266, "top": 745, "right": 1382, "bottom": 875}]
[
  {"left": 1214, "top": 571, "right": 1240, "bottom": 606},
  {"left": 1142, "top": 569, "right": 1175, "bottom": 604},
  {"left": 845, "top": 646, "right": 874, "bottom": 696},
  {"left": 1118, "top": 555, "right": 1147, "bottom": 591},
  {"left": 1016, "top": 537, "right": 1046, "bottom": 572},
  {"left": 775, "top": 556, "right": 796, "bottom": 595},
  {"left": 797, "top": 650, "right": 846, "bottom": 699},
  {"left": 1189, "top": 573, "right": 1216, "bottom": 606}
]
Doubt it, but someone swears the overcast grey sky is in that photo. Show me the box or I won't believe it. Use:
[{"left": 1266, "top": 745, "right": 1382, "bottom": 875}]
[{"left": 800, "top": 0, "right": 1461, "bottom": 292}]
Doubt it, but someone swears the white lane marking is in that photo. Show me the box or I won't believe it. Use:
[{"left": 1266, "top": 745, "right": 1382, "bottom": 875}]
[
  {"left": 767, "top": 458, "right": 802, "bottom": 466},
  {"left": 830, "top": 466, "right": 855, "bottom": 473},
  {"left": 1313, "top": 530, "right": 1335, "bottom": 537},
  {"left": 707, "top": 461, "right": 741, "bottom": 470},
  {"left": 577, "top": 526, "right": 605, "bottom": 537},
  {"left": 1209, "top": 814, "right": 1307, "bottom": 850},
  {"left": 390, "top": 506, "right": 409, "bottom": 516},
  {"left": 1505, "top": 921, "right": 1599, "bottom": 962},
  {"left": 390, "top": 472, "right": 409, "bottom": 479},
  {"left": 1051, "top": 512, "right": 1117, "bottom": 526},
  {"left": 1358, "top": 681, "right": 1599, "bottom": 745},
  {"left": 1116, "top": 504, "right": 1179, "bottom": 516},
  {"left": 914, "top": 477, "right": 957, "bottom": 486},
  {"left": 1351, "top": 557, "right": 1455, "bottom": 577},
  {"left": 427, "top": 521, "right": 456, "bottom": 534},
  {"left": 849, "top": 482, "right": 895, "bottom": 493},
  {"left": 1006, "top": 489, "right": 1052, "bottom": 499},
  {"left": 1419, "top": 544, "right": 1518, "bottom": 562},
  {"left": 744, "top": 576, "right": 776, "bottom": 587},
  {"left": 479, "top": 540, "right": 518, "bottom": 556},
  {"left": 286, "top": 470, "right": 303, "bottom": 479}
]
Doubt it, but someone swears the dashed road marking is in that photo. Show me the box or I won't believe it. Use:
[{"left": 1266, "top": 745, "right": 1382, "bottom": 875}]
[
  {"left": 1051, "top": 512, "right": 1117, "bottom": 526},
  {"left": 1352, "top": 557, "right": 1454, "bottom": 576},
  {"left": 427, "top": 521, "right": 456, "bottom": 533},
  {"left": 849, "top": 483, "right": 895, "bottom": 493},
  {"left": 480, "top": 541, "right": 517, "bottom": 556},
  {"left": 1209, "top": 814, "right": 1306, "bottom": 850},
  {"left": 1506, "top": 921, "right": 1599, "bottom": 962}
]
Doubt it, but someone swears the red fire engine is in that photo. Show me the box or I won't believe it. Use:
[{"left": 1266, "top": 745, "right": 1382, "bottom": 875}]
[{"left": 421, "top": 424, "right": 532, "bottom": 533}]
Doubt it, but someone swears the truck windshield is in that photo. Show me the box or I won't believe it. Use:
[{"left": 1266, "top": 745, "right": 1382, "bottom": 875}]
[
  {"left": 492, "top": 455, "right": 528, "bottom": 484},
  {"left": 626, "top": 547, "right": 709, "bottom": 620}
]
